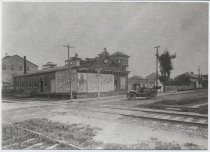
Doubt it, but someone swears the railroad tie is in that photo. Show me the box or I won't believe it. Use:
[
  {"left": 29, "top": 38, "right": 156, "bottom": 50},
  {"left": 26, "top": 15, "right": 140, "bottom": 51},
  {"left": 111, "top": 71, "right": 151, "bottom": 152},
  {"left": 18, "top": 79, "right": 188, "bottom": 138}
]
[
  {"left": 197, "top": 119, "right": 208, "bottom": 124},
  {"left": 21, "top": 138, "right": 37, "bottom": 144},
  {"left": 3, "top": 121, "right": 83, "bottom": 150},
  {"left": 162, "top": 115, "right": 172, "bottom": 119},
  {"left": 184, "top": 117, "right": 193, "bottom": 122},
  {"left": 45, "top": 144, "right": 58, "bottom": 150},
  {"left": 171, "top": 116, "right": 182, "bottom": 121},
  {"left": 24, "top": 142, "right": 45, "bottom": 150},
  {"left": 2, "top": 143, "right": 19, "bottom": 149}
]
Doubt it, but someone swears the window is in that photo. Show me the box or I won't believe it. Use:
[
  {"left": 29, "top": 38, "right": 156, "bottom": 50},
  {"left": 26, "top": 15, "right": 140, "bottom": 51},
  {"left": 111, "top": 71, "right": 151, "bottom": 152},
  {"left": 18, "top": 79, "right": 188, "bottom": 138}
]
[
  {"left": 19, "top": 66, "right": 22, "bottom": 71},
  {"left": 17, "top": 79, "right": 20, "bottom": 88},
  {"left": 3, "top": 64, "right": 6, "bottom": 70},
  {"left": 11, "top": 65, "right": 14, "bottom": 71},
  {"left": 114, "top": 80, "right": 118, "bottom": 90},
  {"left": 29, "top": 78, "right": 32, "bottom": 87},
  {"left": 21, "top": 78, "right": 24, "bottom": 88},
  {"left": 27, "top": 66, "right": 29, "bottom": 71},
  {"left": 44, "top": 76, "right": 47, "bottom": 87},
  {"left": 34, "top": 78, "right": 37, "bottom": 87}
]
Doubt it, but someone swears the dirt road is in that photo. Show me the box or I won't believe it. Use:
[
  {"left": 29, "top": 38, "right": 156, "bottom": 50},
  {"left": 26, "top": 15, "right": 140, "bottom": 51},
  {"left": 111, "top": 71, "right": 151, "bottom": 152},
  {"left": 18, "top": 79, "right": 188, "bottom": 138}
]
[{"left": 2, "top": 89, "right": 208, "bottom": 149}]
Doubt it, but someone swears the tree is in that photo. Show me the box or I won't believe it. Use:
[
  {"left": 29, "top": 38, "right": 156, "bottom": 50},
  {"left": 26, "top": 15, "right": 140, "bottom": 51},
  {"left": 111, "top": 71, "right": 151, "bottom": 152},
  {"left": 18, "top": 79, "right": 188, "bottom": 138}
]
[
  {"left": 173, "top": 74, "right": 191, "bottom": 86},
  {"left": 159, "top": 49, "right": 176, "bottom": 92}
]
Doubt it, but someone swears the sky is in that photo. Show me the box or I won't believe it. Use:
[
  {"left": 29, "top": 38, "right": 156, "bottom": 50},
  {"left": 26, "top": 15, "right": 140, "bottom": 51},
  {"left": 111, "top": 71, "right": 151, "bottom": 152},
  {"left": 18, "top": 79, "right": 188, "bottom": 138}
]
[{"left": 2, "top": 2, "right": 208, "bottom": 78}]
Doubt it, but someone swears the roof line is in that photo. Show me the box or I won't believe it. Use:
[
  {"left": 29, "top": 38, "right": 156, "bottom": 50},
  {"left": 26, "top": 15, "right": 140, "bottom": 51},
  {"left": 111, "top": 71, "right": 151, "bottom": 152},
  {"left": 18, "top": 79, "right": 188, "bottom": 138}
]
[{"left": 4, "top": 55, "right": 39, "bottom": 67}]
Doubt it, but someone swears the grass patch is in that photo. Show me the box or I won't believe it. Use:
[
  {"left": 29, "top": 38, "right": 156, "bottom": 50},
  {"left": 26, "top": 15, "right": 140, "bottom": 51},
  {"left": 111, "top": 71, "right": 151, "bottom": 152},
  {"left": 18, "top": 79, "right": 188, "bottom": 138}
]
[
  {"left": 154, "top": 141, "right": 181, "bottom": 150},
  {"left": 150, "top": 96, "right": 207, "bottom": 106},
  {"left": 13, "top": 118, "right": 100, "bottom": 149},
  {"left": 136, "top": 96, "right": 208, "bottom": 114},
  {"left": 103, "top": 140, "right": 206, "bottom": 150},
  {"left": 183, "top": 142, "right": 203, "bottom": 150}
]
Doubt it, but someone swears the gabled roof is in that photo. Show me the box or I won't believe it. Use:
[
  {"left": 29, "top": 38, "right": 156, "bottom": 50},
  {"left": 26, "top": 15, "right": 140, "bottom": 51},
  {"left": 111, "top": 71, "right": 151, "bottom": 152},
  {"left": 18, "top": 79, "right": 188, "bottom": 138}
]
[
  {"left": 3, "top": 55, "right": 38, "bottom": 67},
  {"left": 129, "top": 75, "right": 148, "bottom": 84},
  {"left": 129, "top": 75, "right": 143, "bottom": 80},
  {"left": 183, "top": 72, "right": 199, "bottom": 79},
  {"left": 14, "top": 66, "right": 69, "bottom": 77},
  {"left": 111, "top": 51, "right": 129, "bottom": 58},
  {"left": 145, "top": 72, "right": 160, "bottom": 84},
  {"left": 145, "top": 72, "right": 156, "bottom": 80}
]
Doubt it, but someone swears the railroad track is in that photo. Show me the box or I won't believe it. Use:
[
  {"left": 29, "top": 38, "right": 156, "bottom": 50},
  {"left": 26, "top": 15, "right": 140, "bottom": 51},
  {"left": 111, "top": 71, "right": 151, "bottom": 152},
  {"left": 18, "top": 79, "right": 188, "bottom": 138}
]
[
  {"left": 2, "top": 122, "right": 82, "bottom": 150},
  {"left": 63, "top": 105, "right": 208, "bottom": 126}
]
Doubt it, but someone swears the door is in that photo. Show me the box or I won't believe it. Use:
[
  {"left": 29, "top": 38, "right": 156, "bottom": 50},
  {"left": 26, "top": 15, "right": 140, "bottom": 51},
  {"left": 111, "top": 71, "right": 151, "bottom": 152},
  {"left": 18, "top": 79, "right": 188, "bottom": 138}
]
[
  {"left": 133, "top": 84, "right": 140, "bottom": 90},
  {"left": 40, "top": 77, "right": 44, "bottom": 93}
]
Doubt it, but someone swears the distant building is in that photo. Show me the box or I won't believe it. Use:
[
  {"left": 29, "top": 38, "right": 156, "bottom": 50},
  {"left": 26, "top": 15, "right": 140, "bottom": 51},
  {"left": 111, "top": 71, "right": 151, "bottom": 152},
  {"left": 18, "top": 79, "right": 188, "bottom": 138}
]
[
  {"left": 13, "top": 49, "right": 130, "bottom": 99},
  {"left": 42, "top": 62, "right": 57, "bottom": 70},
  {"left": 65, "top": 53, "right": 81, "bottom": 67},
  {"left": 181, "top": 72, "right": 203, "bottom": 88},
  {"left": 145, "top": 72, "right": 162, "bottom": 88},
  {"left": 128, "top": 75, "right": 149, "bottom": 90},
  {"left": 128, "top": 72, "right": 163, "bottom": 92},
  {"left": 2, "top": 55, "right": 38, "bottom": 91},
  {"left": 201, "top": 74, "right": 208, "bottom": 88}
]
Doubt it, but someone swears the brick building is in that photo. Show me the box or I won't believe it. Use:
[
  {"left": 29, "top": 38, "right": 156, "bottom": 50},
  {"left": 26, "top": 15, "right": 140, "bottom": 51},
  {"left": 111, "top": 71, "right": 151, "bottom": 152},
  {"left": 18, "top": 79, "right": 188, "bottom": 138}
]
[
  {"left": 2, "top": 55, "right": 38, "bottom": 90},
  {"left": 13, "top": 49, "right": 130, "bottom": 99}
]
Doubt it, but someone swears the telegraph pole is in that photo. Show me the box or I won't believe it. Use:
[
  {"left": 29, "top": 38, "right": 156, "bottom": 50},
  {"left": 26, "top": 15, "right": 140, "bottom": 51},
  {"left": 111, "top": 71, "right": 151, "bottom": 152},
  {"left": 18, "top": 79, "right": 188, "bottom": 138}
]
[
  {"left": 63, "top": 45, "right": 74, "bottom": 100},
  {"left": 198, "top": 66, "right": 201, "bottom": 88},
  {"left": 96, "top": 68, "right": 102, "bottom": 100},
  {"left": 154, "top": 46, "right": 160, "bottom": 88}
]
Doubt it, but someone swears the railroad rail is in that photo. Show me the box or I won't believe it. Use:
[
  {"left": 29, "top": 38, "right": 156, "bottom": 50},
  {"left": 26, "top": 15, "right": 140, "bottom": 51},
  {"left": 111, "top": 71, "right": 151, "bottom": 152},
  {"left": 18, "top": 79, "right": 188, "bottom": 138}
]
[
  {"left": 2, "top": 122, "right": 82, "bottom": 150},
  {"left": 63, "top": 105, "right": 208, "bottom": 126}
]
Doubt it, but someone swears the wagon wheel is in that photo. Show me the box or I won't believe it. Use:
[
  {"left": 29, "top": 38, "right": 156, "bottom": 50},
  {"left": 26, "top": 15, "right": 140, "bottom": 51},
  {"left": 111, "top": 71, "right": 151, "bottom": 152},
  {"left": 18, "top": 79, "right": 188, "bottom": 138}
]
[
  {"left": 127, "top": 93, "right": 132, "bottom": 100},
  {"left": 154, "top": 93, "right": 157, "bottom": 99},
  {"left": 146, "top": 94, "right": 152, "bottom": 99},
  {"left": 132, "top": 93, "right": 136, "bottom": 99},
  {"left": 128, "top": 93, "right": 136, "bottom": 100}
]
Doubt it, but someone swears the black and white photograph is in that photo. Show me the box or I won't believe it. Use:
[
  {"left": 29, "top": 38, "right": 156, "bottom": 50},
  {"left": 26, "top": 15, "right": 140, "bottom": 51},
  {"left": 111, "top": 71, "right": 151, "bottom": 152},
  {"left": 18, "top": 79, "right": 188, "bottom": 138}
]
[{"left": 1, "top": 1, "right": 208, "bottom": 150}]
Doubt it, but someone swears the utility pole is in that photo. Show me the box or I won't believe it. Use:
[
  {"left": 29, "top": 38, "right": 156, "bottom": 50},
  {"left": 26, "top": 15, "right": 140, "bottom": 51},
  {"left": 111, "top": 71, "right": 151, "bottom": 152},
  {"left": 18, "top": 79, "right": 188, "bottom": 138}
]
[
  {"left": 198, "top": 66, "right": 201, "bottom": 88},
  {"left": 63, "top": 45, "right": 74, "bottom": 100},
  {"left": 154, "top": 46, "right": 160, "bottom": 89},
  {"left": 96, "top": 68, "right": 102, "bottom": 100}
]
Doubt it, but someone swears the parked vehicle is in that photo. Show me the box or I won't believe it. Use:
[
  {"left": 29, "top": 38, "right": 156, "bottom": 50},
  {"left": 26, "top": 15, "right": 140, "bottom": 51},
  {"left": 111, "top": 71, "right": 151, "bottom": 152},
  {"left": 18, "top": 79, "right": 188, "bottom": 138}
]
[{"left": 127, "top": 87, "right": 158, "bottom": 100}]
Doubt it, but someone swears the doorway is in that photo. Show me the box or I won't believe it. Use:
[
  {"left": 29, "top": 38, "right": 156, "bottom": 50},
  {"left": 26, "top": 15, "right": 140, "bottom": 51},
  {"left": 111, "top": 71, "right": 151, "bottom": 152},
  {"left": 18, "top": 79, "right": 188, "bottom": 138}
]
[
  {"left": 133, "top": 84, "right": 140, "bottom": 90},
  {"left": 40, "top": 76, "right": 44, "bottom": 93}
]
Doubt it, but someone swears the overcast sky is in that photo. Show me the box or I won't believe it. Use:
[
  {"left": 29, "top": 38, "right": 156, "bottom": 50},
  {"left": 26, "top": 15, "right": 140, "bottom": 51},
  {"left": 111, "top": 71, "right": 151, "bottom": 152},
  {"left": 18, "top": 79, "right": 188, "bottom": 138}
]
[{"left": 2, "top": 2, "right": 208, "bottom": 77}]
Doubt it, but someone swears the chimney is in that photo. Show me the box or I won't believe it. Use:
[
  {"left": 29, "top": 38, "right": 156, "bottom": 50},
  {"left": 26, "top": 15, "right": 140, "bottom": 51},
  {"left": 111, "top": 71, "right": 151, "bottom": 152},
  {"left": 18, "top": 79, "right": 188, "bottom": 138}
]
[
  {"left": 24, "top": 56, "right": 27, "bottom": 74},
  {"left": 75, "top": 53, "right": 78, "bottom": 58}
]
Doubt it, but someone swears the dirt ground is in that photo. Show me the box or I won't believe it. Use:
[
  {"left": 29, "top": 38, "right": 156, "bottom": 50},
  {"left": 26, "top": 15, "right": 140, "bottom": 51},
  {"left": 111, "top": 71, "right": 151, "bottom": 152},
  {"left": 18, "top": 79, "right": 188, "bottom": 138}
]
[{"left": 2, "top": 89, "right": 208, "bottom": 149}]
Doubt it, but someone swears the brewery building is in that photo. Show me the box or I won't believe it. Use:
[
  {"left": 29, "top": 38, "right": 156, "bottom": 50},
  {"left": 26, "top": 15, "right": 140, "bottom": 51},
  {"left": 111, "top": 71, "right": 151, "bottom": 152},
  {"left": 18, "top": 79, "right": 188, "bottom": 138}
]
[{"left": 13, "top": 49, "right": 130, "bottom": 99}]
